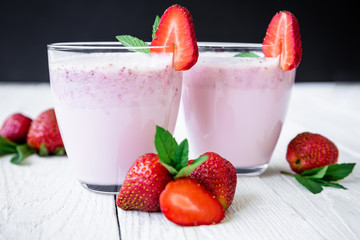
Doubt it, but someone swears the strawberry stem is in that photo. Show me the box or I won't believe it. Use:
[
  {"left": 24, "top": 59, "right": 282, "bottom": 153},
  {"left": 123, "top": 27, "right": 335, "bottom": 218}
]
[{"left": 280, "top": 171, "right": 296, "bottom": 177}]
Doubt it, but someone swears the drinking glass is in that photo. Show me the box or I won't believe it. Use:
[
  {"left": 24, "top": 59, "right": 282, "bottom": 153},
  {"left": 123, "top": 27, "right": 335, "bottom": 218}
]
[
  {"left": 182, "top": 42, "right": 295, "bottom": 176},
  {"left": 48, "top": 42, "right": 182, "bottom": 193}
]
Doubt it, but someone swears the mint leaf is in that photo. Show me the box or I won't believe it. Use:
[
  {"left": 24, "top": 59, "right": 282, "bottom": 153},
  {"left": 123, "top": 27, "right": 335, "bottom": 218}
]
[
  {"left": 155, "top": 126, "right": 178, "bottom": 165},
  {"left": 160, "top": 162, "right": 178, "bottom": 176},
  {"left": 295, "top": 175, "right": 323, "bottom": 194},
  {"left": 10, "top": 144, "right": 35, "bottom": 165},
  {"left": 301, "top": 166, "right": 328, "bottom": 179},
  {"left": 173, "top": 139, "right": 189, "bottom": 171},
  {"left": 154, "top": 126, "right": 210, "bottom": 178},
  {"left": 152, "top": 15, "right": 160, "bottom": 40},
  {"left": 115, "top": 35, "right": 150, "bottom": 53},
  {"left": 322, "top": 163, "right": 356, "bottom": 181},
  {"left": 0, "top": 136, "right": 17, "bottom": 147},
  {"left": 0, "top": 145, "right": 16, "bottom": 156},
  {"left": 282, "top": 163, "right": 356, "bottom": 194},
  {"left": 234, "top": 52, "right": 260, "bottom": 58},
  {"left": 315, "top": 179, "right": 347, "bottom": 190},
  {"left": 174, "top": 155, "right": 208, "bottom": 179},
  {"left": 0, "top": 136, "right": 17, "bottom": 156}
]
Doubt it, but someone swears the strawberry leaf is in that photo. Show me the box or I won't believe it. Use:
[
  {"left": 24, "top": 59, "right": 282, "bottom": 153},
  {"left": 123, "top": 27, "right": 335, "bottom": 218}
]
[
  {"left": 115, "top": 35, "right": 150, "bottom": 53},
  {"left": 152, "top": 15, "right": 160, "bottom": 40},
  {"left": 54, "top": 147, "right": 66, "bottom": 156},
  {"left": 38, "top": 143, "right": 49, "bottom": 156},
  {"left": 301, "top": 166, "right": 328, "bottom": 179},
  {"left": 295, "top": 175, "right": 323, "bottom": 194},
  {"left": 10, "top": 144, "right": 35, "bottom": 165},
  {"left": 174, "top": 155, "right": 208, "bottom": 179},
  {"left": 155, "top": 126, "right": 178, "bottom": 165},
  {"left": 322, "top": 163, "right": 356, "bottom": 182},
  {"left": 173, "top": 139, "right": 189, "bottom": 171}
]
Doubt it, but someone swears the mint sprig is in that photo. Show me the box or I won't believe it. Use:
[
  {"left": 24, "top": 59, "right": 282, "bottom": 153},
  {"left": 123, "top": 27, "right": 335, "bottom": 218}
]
[
  {"left": 1, "top": 135, "right": 66, "bottom": 165},
  {"left": 152, "top": 15, "right": 160, "bottom": 40},
  {"left": 281, "top": 163, "right": 356, "bottom": 194},
  {"left": 115, "top": 35, "right": 150, "bottom": 53},
  {"left": 154, "top": 126, "right": 208, "bottom": 179},
  {"left": 0, "top": 136, "right": 35, "bottom": 165},
  {"left": 234, "top": 52, "right": 260, "bottom": 58},
  {"left": 115, "top": 15, "right": 161, "bottom": 54}
]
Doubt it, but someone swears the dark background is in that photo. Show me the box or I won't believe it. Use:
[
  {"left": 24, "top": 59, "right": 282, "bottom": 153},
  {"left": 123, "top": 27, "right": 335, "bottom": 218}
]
[{"left": 0, "top": 0, "right": 358, "bottom": 83}]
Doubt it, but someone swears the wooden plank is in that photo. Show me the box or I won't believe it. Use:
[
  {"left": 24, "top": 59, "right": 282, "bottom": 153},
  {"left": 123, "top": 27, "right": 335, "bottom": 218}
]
[
  {"left": 0, "top": 152, "right": 120, "bottom": 240},
  {"left": 0, "top": 83, "right": 120, "bottom": 240}
]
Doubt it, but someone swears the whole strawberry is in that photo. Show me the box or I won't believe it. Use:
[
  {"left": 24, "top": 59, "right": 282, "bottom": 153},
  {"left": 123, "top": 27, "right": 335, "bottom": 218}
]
[
  {"left": 286, "top": 132, "right": 338, "bottom": 173},
  {"left": 116, "top": 153, "right": 173, "bottom": 212},
  {"left": 0, "top": 113, "right": 32, "bottom": 143},
  {"left": 189, "top": 152, "right": 237, "bottom": 210},
  {"left": 27, "top": 108, "right": 64, "bottom": 154}
]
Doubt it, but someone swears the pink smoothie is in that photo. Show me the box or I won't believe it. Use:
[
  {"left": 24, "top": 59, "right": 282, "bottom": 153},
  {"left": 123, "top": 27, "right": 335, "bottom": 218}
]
[
  {"left": 182, "top": 52, "right": 295, "bottom": 173},
  {"left": 49, "top": 52, "right": 182, "bottom": 186}
]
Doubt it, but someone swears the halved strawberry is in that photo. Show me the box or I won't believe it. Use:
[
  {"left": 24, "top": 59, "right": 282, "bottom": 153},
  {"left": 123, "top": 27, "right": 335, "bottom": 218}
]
[
  {"left": 151, "top": 4, "right": 198, "bottom": 71},
  {"left": 160, "top": 178, "right": 225, "bottom": 226},
  {"left": 262, "top": 11, "right": 302, "bottom": 71}
]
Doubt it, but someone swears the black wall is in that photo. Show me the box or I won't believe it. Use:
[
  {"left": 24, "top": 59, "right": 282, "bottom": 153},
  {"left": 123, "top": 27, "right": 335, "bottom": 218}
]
[{"left": 1, "top": 0, "right": 359, "bottom": 83}]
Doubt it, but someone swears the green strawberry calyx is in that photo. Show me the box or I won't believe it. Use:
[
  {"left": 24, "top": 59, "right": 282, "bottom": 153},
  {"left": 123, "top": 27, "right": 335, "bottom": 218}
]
[
  {"left": 281, "top": 163, "right": 356, "bottom": 194},
  {"left": 154, "top": 126, "right": 208, "bottom": 179}
]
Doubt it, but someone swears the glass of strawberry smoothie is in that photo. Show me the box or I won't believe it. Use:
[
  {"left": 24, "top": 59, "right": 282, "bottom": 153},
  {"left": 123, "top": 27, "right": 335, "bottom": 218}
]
[
  {"left": 48, "top": 42, "right": 182, "bottom": 194},
  {"left": 182, "top": 42, "right": 296, "bottom": 176}
]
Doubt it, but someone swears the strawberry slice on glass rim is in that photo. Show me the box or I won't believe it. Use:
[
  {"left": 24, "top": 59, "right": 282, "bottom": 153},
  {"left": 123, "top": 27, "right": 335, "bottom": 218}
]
[
  {"left": 151, "top": 4, "right": 198, "bottom": 71},
  {"left": 262, "top": 11, "right": 302, "bottom": 71}
]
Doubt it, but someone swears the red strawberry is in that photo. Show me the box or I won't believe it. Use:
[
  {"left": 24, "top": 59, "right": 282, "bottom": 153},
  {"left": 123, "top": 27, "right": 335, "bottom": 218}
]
[
  {"left": 151, "top": 4, "right": 198, "bottom": 71},
  {"left": 0, "top": 113, "right": 32, "bottom": 143},
  {"left": 286, "top": 132, "right": 339, "bottom": 173},
  {"left": 262, "top": 11, "right": 302, "bottom": 71},
  {"left": 116, "top": 153, "right": 173, "bottom": 212},
  {"left": 160, "top": 178, "right": 225, "bottom": 226},
  {"left": 27, "top": 108, "right": 64, "bottom": 154},
  {"left": 189, "top": 152, "right": 237, "bottom": 210}
]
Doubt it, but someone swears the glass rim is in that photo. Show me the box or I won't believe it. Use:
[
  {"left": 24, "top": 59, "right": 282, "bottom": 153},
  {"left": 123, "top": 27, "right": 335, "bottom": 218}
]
[
  {"left": 197, "top": 42, "right": 262, "bottom": 48},
  {"left": 47, "top": 42, "right": 168, "bottom": 51},
  {"left": 47, "top": 41, "right": 264, "bottom": 51}
]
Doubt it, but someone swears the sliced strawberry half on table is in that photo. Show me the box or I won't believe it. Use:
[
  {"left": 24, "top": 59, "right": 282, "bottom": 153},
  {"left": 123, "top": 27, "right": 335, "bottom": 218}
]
[
  {"left": 262, "top": 11, "right": 302, "bottom": 71},
  {"left": 151, "top": 4, "right": 198, "bottom": 71},
  {"left": 160, "top": 178, "right": 225, "bottom": 226}
]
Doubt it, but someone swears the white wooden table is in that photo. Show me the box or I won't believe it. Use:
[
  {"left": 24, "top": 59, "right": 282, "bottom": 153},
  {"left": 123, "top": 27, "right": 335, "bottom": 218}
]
[{"left": 0, "top": 82, "right": 359, "bottom": 240}]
